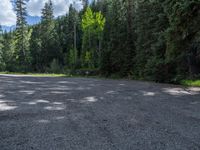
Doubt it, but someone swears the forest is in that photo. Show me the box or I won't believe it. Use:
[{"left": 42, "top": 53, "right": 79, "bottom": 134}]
[{"left": 0, "top": 0, "right": 200, "bottom": 83}]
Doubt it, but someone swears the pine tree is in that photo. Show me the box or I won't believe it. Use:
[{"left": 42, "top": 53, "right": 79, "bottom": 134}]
[
  {"left": 67, "top": 4, "right": 79, "bottom": 69},
  {"left": 41, "top": 0, "right": 54, "bottom": 22},
  {"left": 0, "top": 25, "right": 4, "bottom": 71},
  {"left": 164, "top": 0, "right": 200, "bottom": 78},
  {"left": 106, "top": 0, "right": 128, "bottom": 76},
  {"left": 0, "top": 25, "right": 3, "bottom": 49},
  {"left": 29, "top": 24, "right": 42, "bottom": 71},
  {"left": 1, "top": 31, "right": 16, "bottom": 71},
  {"left": 67, "top": 5, "right": 78, "bottom": 51},
  {"left": 82, "top": 0, "right": 89, "bottom": 10},
  {"left": 125, "top": 0, "right": 135, "bottom": 74},
  {"left": 15, "top": 0, "right": 30, "bottom": 71},
  {"left": 40, "top": 0, "right": 62, "bottom": 72}
]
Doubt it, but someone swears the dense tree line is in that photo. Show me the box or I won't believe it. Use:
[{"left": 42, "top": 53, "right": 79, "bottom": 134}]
[{"left": 0, "top": 0, "right": 200, "bottom": 83}]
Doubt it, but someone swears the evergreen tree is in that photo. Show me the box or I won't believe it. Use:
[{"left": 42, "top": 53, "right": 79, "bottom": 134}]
[
  {"left": 40, "top": 0, "right": 62, "bottom": 72},
  {"left": 164, "top": 0, "right": 200, "bottom": 78},
  {"left": 103, "top": 0, "right": 128, "bottom": 76},
  {"left": 29, "top": 24, "right": 42, "bottom": 71},
  {"left": 0, "top": 25, "right": 4, "bottom": 71},
  {"left": 2, "top": 31, "right": 16, "bottom": 71},
  {"left": 15, "top": 0, "right": 30, "bottom": 71},
  {"left": 0, "top": 0, "right": 199, "bottom": 82},
  {"left": 0, "top": 25, "right": 3, "bottom": 50},
  {"left": 67, "top": 5, "right": 78, "bottom": 53}
]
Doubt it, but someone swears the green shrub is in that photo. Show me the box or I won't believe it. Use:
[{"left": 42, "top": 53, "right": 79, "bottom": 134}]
[{"left": 47, "top": 59, "right": 61, "bottom": 73}]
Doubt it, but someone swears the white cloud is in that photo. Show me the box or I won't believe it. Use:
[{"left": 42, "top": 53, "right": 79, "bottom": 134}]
[
  {"left": 0, "top": 0, "right": 16, "bottom": 26},
  {"left": 27, "top": 0, "right": 83, "bottom": 17},
  {"left": 0, "top": 0, "right": 83, "bottom": 26}
]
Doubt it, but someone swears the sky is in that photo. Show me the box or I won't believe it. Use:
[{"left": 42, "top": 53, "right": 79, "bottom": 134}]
[{"left": 0, "top": 0, "right": 91, "bottom": 30}]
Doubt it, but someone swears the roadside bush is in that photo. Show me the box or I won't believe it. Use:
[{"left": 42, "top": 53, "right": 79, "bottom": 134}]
[
  {"left": 144, "top": 57, "right": 176, "bottom": 83},
  {"left": 70, "top": 68, "right": 99, "bottom": 76},
  {"left": 47, "top": 59, "right": 61, "bottom": 73}
]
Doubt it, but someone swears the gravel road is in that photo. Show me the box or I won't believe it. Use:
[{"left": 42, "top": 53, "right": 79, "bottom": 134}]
[{"left": 0, "top": 75, "right": 200, "bottom": 150}]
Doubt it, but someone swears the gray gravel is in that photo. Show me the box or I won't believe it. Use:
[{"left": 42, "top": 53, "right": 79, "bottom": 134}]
[{"left": 0, "top": 74, "right": 200, "bottom": 150}]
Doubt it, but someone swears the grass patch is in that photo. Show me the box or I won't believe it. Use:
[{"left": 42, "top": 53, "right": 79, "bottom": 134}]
[
  {"left": 0, "top": 72, "right": 69, "bottom": 77},
  {"left": 2, "top": 71, "right": 199, "bottom": 87},
  {"left": 181, "top": 80, "right": 200, "bottom": 87},
  {"left": 0, "top": 71, "right": 101, "bottom": 78}
]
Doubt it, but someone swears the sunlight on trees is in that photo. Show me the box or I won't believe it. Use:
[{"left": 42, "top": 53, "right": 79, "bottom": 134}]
[
  {"left": 0, "top": 0, "right": 200, "bottom": 83},
  {"left": 82, "top": 7, "right": 105, "bottom": 68}
]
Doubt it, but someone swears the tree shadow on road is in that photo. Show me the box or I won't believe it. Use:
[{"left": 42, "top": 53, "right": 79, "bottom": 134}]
[{"left": 0, "top": 75, "right": 200, "bottom": 149}]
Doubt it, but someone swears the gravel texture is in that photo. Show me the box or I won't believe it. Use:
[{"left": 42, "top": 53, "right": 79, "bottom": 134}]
[{"left": 0, "top": 74, "right": 200, "bottom": 150}]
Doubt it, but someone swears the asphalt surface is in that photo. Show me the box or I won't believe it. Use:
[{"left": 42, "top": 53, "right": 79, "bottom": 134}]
[{"left": 0, "top": 74, "right": 200, "bottom": 150}]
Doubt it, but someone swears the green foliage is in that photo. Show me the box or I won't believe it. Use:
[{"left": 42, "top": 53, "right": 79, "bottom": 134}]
[
  {"left": 14, "top": 0, "right": 31, "bottom": 72},
  {"left": 47, "top": 59, "right": 61, "bottom": 73},
  {"left": 2, "top": 31, "right": 17, "bottom": 72},
  {"left": 94, "top": 12, "right": 105, "bottom": 33},
  {"left": 84, "top": 51, "right": 92, "bottom": 68},
  {"left": 0, "top": 72, "right": 68, "bottom": 77},
  {"left": 143, "top": 57, "right": 167, "bottom": 82},
  {"left": 181, "top": 80, "right": 200, "bottom": 87},
  {"left": 69, "top": 48, "right": 78, "bottom": 69},
  {"left": 29, "top": 25, "right": 42, "bottom": 71},
  {"left": 82, "top": 7, "right": 95, "bottom": 31},
  {"left": 134, "top": 0, "right": 168, "bottom": 80},
  {"left": 40, "top": 0, "right": 62, "bottom": 71},
  {"left": 82, "top": 7, "right": 105, "bottom": 68},
  {"left": 0, "top": 0, "right": 200, "bottom": 84},
  {"left": 163, "top": 0, "right": 200, "bottom": 78},
  {"left": 0, "top": 26, "right": 5, "bottom": 71},
  {"left": 100, "top": 0, "right": 134, "bottom": 77},
  {"left": 85, "top": 10, "right": 105, "bottom": 40}
]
